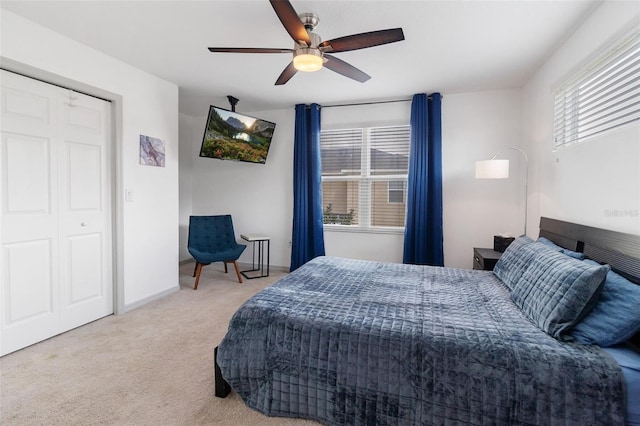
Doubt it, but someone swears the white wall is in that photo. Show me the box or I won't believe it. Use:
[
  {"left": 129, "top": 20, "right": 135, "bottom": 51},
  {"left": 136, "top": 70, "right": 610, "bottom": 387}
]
[
  {"left": 443, "top": 90, "right": 523, "bottom": 268},
  {"left": 182, "top": 89, "right": 523, "bottom": 269},
  {"left": 522, "top": 1, "right": 640, "bottom": 236},
  {"left": 184, "top": 108, "right": 295, "bottom": 269},
  {"left": 1, "top": 10, "right": 180, "bottom": 310}
]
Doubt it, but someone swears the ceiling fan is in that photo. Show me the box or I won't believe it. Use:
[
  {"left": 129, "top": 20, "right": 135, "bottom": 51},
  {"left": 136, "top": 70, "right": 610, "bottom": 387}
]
[{"left": 208, "top": 0, "right": 405, "bottom": 85}]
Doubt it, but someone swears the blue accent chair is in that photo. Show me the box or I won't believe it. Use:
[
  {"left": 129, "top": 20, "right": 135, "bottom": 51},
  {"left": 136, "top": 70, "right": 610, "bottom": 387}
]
[{"left": 187, "top": 215, "right": 246, "bottom": 290}]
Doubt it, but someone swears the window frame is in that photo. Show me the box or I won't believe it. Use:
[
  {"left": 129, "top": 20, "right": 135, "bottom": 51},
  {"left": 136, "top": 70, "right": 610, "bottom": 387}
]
[
  {"left": 552, "top": 23, "right": 640, "bottom": 150},
  {"left": 320, "top": 125, "right": 410, "bottom": 234}
]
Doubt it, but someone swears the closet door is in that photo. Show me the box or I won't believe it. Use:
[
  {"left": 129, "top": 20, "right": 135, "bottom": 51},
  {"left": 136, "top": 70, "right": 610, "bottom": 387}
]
[
  {"left": 0, "top": 70, "right": 113, "bottom": 355},
  {"left": 57, "top": 82, "right": 113, "bottom": 332}
]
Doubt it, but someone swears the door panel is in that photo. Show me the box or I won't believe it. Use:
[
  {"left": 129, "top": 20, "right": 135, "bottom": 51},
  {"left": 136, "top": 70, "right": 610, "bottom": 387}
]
[
  {"left": 66, "top": 142, "right": 101, "bottom": 211},
  {"left": 67, "top": 233, "right": 103, "bottom": 303},
  {"left": 67, "top": 104, "right": 101, "bottom": 133},
  {"left": 2, "top": 86, "right": 50, "bottom": 124},
  {"left": 1, "top": 71, "right": 62, "bottom": 356},
  {"left": 4, "top": 134, "right": 51, "bottom": 214},
  {"left": 4, "top": 239, "right": 54, "bottom": 323},
  {"left": 2, "top": 238, "right": 59, "bottom": 355},
  {"left": 58, "top": 85, "right": 112, "bottom": 333}
]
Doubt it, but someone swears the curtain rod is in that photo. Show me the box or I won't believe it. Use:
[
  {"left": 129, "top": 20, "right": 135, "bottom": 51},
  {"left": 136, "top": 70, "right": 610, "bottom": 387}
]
[{"left": 320, "top": 94, "right": 443, "bottom": 109}]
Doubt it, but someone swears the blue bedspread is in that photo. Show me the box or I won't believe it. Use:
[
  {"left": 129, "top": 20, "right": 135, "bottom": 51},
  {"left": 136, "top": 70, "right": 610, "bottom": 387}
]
[{"left": 217, "top": 256, "right": 625, "bottom": 425}]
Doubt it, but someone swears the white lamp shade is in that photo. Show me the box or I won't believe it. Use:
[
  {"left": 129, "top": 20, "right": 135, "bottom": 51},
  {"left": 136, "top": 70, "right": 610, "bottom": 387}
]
[{"left": 475, "top": 159, "right": 509, "bottom": 179}]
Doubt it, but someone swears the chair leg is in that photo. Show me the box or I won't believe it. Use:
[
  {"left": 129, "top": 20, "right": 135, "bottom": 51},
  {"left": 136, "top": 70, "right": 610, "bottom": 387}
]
[
  {"left": 194, "top": 263, "right": 203, "bottom": 290},
  {"left": 193, "top": 262, "right": 198, "bottom": 277},
  {"left": 224, "top": 262, "right": 228, "bottom": 273},
  {"left": 232, "top": 260, "right": 243, "bottom": 284}
]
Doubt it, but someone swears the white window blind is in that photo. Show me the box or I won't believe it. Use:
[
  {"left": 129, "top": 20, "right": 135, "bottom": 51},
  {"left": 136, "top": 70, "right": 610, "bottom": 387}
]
[
  {"left": 553, "top": 26, "right": 640, "bottom": 149},
  {"left": 320, "top": 125, "right": 410, "bottom": 230}
]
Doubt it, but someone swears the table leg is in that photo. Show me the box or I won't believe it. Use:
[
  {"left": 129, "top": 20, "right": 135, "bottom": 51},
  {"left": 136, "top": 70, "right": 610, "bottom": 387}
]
[{"left": 240, "top": 238, "right": 270, "bottom": 279}]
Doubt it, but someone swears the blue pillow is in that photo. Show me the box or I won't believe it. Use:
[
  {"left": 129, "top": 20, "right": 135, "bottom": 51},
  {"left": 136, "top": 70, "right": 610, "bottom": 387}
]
[
  {"left": 510, "top": 244, "right": 609, "bottom": 340},
  {"left": 537, "top": 237, "right": 585, "bottom": 259},
  {"left": 493, "top": 236, "right": 535, "bottom": 290},
  {"left": 570, "top": 260, "right": 640, "bottom": 347}
]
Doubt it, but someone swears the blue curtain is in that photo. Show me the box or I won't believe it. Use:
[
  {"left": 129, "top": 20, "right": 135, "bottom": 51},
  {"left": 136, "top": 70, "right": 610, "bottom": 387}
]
[
  {"left": 403, "top": 93, "right": 444, "bottom": 266},
  {"left": 290, "top": 103, "right": 325, "bottom": 271}
]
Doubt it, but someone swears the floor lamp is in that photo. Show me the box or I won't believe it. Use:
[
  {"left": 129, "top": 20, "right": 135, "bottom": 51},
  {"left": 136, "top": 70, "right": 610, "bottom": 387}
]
[{"left": 475, "top": 147, "right": 529, "bottom": 236}]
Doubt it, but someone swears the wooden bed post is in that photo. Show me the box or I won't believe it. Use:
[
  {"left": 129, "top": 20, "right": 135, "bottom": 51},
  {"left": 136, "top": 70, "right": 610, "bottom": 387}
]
[{"left": 214, "top": 346, "right": 231, "bottom": 398}]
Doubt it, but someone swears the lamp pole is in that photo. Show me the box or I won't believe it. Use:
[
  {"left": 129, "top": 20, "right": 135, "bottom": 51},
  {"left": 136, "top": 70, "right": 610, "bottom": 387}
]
[{"left": 491, "top": 147, "right": 529, "bottom": 236}]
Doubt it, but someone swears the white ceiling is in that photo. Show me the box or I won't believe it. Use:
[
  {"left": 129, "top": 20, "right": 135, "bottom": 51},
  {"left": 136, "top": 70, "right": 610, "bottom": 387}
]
[{"left": 1, "top": 0, "right": 598, "bottom": 116}]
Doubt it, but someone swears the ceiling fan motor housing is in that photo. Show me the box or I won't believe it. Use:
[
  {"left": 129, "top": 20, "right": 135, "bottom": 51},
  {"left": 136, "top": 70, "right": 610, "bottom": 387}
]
[{"left": 295, "top": 29, "right": 321, "bottom": 50}]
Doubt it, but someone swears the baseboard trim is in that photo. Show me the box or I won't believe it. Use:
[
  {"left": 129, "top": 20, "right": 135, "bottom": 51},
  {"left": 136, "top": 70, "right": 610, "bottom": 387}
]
[
  {"left": 256, "top": 264, "right": 289, "bottom": 273},
  {"left": 179, "top": 259, "right": 289, "bottom": 274},
  {"left": 123, "top": 285, "right": 180, "bottom": 313}
]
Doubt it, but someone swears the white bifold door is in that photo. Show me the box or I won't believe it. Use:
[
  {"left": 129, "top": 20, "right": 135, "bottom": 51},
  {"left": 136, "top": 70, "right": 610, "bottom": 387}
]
[{"left": 1, "top": 70, "right": 113, "bottom": 356}]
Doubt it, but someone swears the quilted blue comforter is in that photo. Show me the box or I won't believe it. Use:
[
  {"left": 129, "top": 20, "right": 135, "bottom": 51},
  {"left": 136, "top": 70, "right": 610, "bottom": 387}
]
[{"left": 217, "top": 256, "right": 625, "bottom": 425}]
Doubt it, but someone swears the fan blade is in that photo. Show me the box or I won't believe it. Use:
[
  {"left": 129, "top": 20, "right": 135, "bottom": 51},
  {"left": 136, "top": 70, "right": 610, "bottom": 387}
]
[
  {"left": 324, "top": 55, "right": 371, "bottom": 83},
  {"left": 275, "top": 61, "right": 298, "bottom": 85},
  {"left": 208, "top": 47, "right": 293, "bottom": 54},
  {"left": 320, "top": 28, "right": 405, "bottom": 53},
  {"left": 269, "top": 0, "right": 311, "bottom": 45}
]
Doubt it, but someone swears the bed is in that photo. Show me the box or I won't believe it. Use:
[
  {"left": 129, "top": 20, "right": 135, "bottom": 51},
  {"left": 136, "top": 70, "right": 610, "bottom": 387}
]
[{"left": 215, "top": 217, "right": 640, "bottom": 425}]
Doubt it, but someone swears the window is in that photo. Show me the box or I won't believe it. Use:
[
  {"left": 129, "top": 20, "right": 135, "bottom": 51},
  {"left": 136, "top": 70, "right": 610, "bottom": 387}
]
[
  {"left": 387, "top": 181, "right": 405, "bottom": 203},
  {"left": 320, "top": 125, "right": 410, "bottom": 230},
  {"left": 553, "top": 25, "right": 640, "bottom": 149}
]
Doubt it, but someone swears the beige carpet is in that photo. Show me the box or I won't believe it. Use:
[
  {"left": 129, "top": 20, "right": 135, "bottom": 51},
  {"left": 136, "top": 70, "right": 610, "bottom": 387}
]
[{"left": 0, "top": 262, "right": 318, "bottom": 425}]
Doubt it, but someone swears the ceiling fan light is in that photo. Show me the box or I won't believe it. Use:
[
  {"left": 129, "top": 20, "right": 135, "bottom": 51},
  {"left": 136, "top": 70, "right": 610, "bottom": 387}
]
[{"left": 293, "top": 50, "right": 323, "bottom": 72}]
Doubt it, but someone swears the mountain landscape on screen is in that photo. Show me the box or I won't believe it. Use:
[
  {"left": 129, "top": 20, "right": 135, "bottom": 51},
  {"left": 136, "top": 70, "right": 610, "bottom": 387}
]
[{"left": 200, "top": 106, "right": 276, "bottom": 164}]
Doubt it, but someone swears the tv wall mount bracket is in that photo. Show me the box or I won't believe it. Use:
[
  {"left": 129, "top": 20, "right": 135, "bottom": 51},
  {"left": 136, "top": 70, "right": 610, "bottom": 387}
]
[{"left": 227, "top": 95, "right": 239, "bottom": 112}]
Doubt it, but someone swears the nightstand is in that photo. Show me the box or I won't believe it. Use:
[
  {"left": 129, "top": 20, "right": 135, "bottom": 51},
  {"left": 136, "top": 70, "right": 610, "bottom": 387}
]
[
  {"left": 473, "top": 247, "right": 502, "bottom": 271},
  {"left": 240, "top": 234, "right": 270, "bottom": 279}
]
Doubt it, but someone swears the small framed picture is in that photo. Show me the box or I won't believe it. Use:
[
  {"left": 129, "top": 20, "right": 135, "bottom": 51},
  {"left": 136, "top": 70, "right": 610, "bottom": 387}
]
[{"left": 140, "top": 135, "right": 165, "bottom": 167}]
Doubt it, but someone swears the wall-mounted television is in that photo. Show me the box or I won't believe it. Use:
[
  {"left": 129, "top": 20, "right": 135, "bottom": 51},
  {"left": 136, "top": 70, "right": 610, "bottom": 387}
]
[{"left": 199, "top": 105, "right": 276, "bottom": 164}]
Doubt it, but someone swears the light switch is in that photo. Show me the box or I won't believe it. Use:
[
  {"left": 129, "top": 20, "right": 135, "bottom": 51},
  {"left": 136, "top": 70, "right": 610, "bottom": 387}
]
[{"left": 125, "top": 190, "right": 134, "bottom": 202}]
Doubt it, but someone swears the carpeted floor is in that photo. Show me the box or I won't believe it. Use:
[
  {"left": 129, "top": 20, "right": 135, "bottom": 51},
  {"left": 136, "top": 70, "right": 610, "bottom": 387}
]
[{"left": 0, "top": 262, "right": 319, "bottom": 425}]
